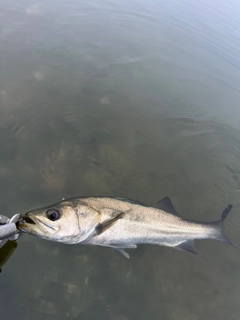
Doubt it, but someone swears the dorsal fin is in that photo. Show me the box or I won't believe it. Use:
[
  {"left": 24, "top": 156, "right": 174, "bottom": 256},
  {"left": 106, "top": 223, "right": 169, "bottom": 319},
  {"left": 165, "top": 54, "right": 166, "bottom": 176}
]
[{"left": 153, "top": 197, "right": 180, "bottom": 216}]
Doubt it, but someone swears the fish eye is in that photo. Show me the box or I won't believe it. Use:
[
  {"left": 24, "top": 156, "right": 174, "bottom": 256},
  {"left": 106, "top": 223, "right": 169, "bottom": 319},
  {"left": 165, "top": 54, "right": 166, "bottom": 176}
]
[{"left": 47, "top": 209, "right": 60, "bottom": 221}]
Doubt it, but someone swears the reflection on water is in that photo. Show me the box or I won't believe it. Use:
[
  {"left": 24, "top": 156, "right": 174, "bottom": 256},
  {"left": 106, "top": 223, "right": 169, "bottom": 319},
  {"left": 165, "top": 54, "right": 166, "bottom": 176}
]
[{"left": 0, "top": 0, "right": 240, "bottom": 319}]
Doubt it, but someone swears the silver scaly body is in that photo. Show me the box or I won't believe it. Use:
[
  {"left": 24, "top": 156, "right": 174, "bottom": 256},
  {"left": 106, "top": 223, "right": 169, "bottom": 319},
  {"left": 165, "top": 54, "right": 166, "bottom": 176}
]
[{"left": 18, "top": 196, "right": 232, "bottom": 258}]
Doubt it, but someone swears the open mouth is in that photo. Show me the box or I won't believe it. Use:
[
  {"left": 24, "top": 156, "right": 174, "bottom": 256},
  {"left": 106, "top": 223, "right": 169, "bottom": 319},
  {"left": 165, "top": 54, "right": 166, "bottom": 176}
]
[
  {"left": 17, "top": 215, "right": 36, "bottom": 226},
  {"left": 24, "top": 216, "right": 36, "bottom": 225},
  {"left": 16, "top": 214, "right": 36, "bottom": 230},
  {"left": 17, "top": 213, "right": 59, "bottom": 235}
]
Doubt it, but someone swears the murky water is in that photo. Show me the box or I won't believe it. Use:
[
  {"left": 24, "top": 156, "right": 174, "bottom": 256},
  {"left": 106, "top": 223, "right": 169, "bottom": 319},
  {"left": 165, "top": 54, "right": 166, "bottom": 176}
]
[{"left": 1, "top": 0, "right": 240, "bottom": 319}]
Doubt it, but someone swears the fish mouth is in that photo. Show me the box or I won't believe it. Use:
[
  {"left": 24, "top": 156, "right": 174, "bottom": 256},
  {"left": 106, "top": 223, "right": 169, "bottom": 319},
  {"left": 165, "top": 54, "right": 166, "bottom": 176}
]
[
  {"left": 17, "top": 214, "right": 39, "bottom": 235},
  {"left": 24, "top": 216, "right": 36, "bottom": 225},
  {"left": 17, "top": 213, "right": 58, "bottom": 237}
]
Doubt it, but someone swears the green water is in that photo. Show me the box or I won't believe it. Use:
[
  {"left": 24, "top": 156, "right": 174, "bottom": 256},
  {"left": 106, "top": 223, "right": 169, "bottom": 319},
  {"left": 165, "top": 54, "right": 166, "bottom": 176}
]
[{"left": 0, "top": 0, "right": 240, "bottom": 319}]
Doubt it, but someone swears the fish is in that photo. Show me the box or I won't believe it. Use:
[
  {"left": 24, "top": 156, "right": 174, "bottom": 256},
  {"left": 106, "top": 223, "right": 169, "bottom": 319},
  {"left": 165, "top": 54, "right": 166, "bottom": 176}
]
[{"left": 17, "top": 196, "right": 233, "bottom": 258}]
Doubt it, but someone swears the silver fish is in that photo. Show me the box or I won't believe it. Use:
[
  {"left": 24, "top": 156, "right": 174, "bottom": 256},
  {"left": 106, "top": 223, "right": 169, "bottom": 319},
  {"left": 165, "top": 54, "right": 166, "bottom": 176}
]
[{"left": 17, "top": 196, "right": 232, "bottom": 258}]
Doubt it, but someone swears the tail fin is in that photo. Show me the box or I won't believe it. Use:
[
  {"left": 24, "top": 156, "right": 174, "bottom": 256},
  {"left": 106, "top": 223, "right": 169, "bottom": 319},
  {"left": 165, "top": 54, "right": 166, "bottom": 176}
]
[{"left": 214, "top": 204, "right": 233, "bottom": 245}]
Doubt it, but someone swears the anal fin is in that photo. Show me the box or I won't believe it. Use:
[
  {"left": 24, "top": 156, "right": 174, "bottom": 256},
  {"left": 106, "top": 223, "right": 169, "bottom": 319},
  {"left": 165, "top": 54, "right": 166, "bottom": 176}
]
[{"left": 174, "top": 240, "right": 199, "bottom": 255}]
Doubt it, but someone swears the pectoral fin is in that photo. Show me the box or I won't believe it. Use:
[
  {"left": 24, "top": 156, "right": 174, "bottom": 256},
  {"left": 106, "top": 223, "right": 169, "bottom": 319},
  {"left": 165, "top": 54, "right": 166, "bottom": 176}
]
[{"left": 95, "top": 212, "right": 125, "bottom": 235}]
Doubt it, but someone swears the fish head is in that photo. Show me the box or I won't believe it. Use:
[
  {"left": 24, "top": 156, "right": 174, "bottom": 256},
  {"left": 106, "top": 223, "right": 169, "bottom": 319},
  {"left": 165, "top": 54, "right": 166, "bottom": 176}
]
[{"left": 18, "top": 200, "right": 82, "bottom": 243}]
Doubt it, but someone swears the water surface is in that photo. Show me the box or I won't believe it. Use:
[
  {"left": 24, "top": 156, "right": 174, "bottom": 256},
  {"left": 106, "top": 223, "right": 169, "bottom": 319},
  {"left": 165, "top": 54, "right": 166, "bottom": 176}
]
[{"left": 0, "top": 0, "right": 240, "bottom": 319}]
